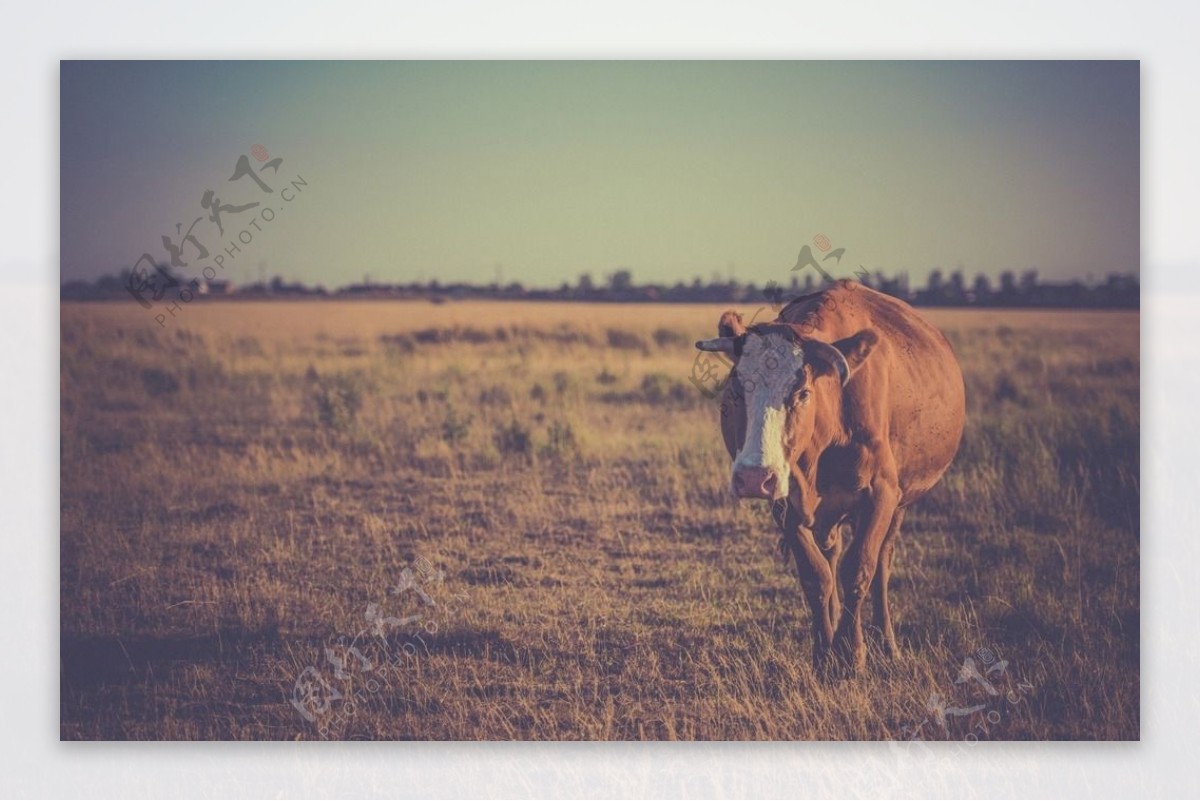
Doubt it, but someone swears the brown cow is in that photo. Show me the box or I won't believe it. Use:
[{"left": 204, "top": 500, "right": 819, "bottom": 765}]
[{"left": 696, "top": 282, "right": 965, "bottom": 673}]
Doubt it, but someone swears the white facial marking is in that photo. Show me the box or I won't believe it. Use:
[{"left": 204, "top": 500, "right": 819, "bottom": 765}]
[{"left": 731, "top": 333, "right": 805, "bottom": 498}]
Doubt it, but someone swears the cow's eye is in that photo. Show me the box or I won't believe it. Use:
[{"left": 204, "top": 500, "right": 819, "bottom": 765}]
[{"left": 794, "top": 388, "right": 812, "bottom": 405}]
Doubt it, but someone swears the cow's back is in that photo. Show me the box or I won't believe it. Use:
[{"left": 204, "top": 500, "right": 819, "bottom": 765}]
[{"left": 778, "top": 283, "right": 965, "bottom": 502}]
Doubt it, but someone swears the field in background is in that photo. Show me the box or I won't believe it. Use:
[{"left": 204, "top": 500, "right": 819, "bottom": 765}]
[{"left": 60, "top": 301, "right": 1139, "bottom": 740}]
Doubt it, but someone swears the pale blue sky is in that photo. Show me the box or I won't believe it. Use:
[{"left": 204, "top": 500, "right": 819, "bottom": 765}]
[{"left": 61, "top": 61, "right": 1139, "bottom": 288}]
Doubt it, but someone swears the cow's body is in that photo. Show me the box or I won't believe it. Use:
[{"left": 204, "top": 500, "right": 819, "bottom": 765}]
[{"left": 701, "top": 282, "right": 965, "bottom": 672}]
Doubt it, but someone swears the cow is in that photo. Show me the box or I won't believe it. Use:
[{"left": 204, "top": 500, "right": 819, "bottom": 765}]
[{"left": 696, "top": 281, "right": 965, "bottom": 674}]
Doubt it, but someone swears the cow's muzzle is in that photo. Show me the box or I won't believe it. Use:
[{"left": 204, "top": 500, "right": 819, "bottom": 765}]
[{"left": 732, "top": 465, "right": 781, "bottom": 500}]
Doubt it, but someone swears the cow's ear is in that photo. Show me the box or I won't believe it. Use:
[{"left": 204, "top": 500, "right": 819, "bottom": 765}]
[
  {"left": 717, "top": 310, "right": 746, "bottom": 338},
  {"left": 833, "top": 329, "right": 878, "bottom": 375}
]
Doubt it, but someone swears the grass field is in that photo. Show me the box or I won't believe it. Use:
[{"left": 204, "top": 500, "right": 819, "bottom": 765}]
[{"left": 59, "top": 300, "right": 1139, "bottom": 740}]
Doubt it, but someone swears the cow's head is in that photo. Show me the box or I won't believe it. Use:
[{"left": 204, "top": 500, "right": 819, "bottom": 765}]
[{"left": 697, "top": 313, "right": 877, "bottom": 505}]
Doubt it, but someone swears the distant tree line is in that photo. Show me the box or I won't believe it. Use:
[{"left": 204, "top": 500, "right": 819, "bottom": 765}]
[{"left": 61, "top": 264, "right": 1139, "bottom": 309}]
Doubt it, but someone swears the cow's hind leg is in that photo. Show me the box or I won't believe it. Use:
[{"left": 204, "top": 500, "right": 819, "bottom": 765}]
[{"left": 871, "top": 507, "right": 905, "bottom": 658}]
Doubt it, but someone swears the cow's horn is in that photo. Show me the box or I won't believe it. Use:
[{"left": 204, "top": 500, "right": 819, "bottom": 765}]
[
  {"left": 803, "top": 340, "right": 850, "bottom": 386},
  {"left": 695, "top": 337, "right": 736, "bottom": 353}
]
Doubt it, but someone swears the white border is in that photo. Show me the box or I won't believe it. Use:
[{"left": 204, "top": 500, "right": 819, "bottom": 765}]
[{"left": 6, "top": 0, "right": 1197, "bottom": 796}]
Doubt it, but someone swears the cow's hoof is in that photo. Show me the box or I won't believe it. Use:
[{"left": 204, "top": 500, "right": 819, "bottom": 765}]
[
  {"left": 811, "top": 653, "right": 836, "bottom": 682},
  {"left": 832, "top": 636, "right": 867, "bottom": 677}
]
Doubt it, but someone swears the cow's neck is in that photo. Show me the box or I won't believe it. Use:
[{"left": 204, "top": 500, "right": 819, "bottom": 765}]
[
  {"left": 789, "top": 375, "right": 849, "bottom": 525},
  {"left": 813, "top": 375, "right": 850, "bottom": 452}
]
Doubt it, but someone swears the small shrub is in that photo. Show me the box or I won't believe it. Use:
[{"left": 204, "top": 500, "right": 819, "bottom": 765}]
[
  {"left": 1091, "top": 356, "right": 1137, "bottom": 377},
  {"left": 232, "top": 336, "right": 265, "bottom": 358},
  {"left": 653, "top": 327, "right": 690, "bottom": 349},
  {"left": 530, "top": 383, "right": 547, "bottom": 402},
  {"left": 441, "top": 403, "right": 474, "bottom": 443},
  {"left": 640, "top": 373, "right": 669, "bottom": 403},
  {"left": 543, "top": 419, "right": 580, "bottom": 459},
  {"left": 632, "top": 372, "right": 697, "bottom": 407},
  {"left": 184, "top": 357, "right": 227, "bottom": 391},
  {"left": 408, "top": 326, "right": 501, "bottom": 346},
  {"left": 173, "top": 328, "right": 205, "bottom": 349},
  {"left": 494, "top": 419, "right": 533, "bottom": 458},
  {"left": 479, "top": 385, "right": 513, "bottom": 406},
  {"left": 994, "top": 372, "right": 1024, "bottom": 405},
  {"left": 596, "top": 367, "right": 620, "bottom": 386},
  {"left": 413, "top": 328, "right": 446, "bottom": 344},
  {"left": 606, "top": 328, "right": 648, "bottom": 352},
  {"left": 379, "top": 333, "right": 415, "bottom": 354},
  {"left": 141, "top": 367, "right": 180, "bottom": 397},
  {"left": 416, "top": 389, "right": 449, "bottom": 406},
  {"left": 668, "top": 382, "right": 692, "bottom": 404},
  {"left": 460, "top": 327, "right": 492, "bottom": 344},
  {"left": 313, "top": 375, "right": 364, "bottom": 430},
  {"left": 553, "top": 371, "right": 574, "bottom": 396}
]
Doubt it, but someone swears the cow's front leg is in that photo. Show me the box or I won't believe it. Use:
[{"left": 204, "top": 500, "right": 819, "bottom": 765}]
[
  {"left": 835, "top": 478, "right": 901, "bottom": 673},
  {"left": 815, "top": 521, "right": 845, "bottom": 634},
  {"left": 776, "top": 506, "right": 839, "bottom": 674}
]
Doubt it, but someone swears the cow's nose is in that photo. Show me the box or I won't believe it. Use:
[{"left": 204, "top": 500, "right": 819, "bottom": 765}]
[{"left": 732, "top": 466, "right": 779, "bottom": 499}]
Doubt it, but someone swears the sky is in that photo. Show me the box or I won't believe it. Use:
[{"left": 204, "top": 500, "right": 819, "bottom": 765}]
[{"left": 60, "top": 60, "right": 1139, "bottom": 289}]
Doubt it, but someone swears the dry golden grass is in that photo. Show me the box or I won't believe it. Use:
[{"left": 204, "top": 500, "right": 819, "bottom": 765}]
[{"left": 60, "top": 300, "right": 1139, "bottom": 740}]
